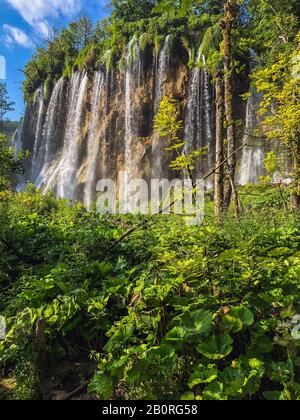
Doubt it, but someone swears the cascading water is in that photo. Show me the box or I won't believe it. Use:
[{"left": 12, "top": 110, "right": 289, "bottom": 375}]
[
  {"left": 56, "top": 72, "right": 89, "bottom": 200},
  {"left": 184, "top": 48, "right": 202, "bottom": 155},
  {"left": 123, "top": 37, "right": 141, "bottom": 211},
  {"left": 100, "top": 70, "right": 112, "bottom": 180},
  {"left": 12, "top": 119, "right": 23, "bottom": 154},
  {"left": 152, "top": 35, "right": 171, "bottom": 178},
  {"left": 31, "top": 87, "right": 45, "bottom": 177},
  {"left": 155, "top": 35, "right": 171, "bottom": 112},
  {"left": 15, "top": 43, "right": 268, "bottom": 204},
  {"left": 237, "top": 86, "right": 265, "bottom": 185},
  {"left": 125, "top": 62, "right": 133, "bottom": 177},
  {"left": 184, "top": 48, "right": 214, "bottom": 183},
  {"left": 84, "top": 71, "right": 105, "bottom": 209},
  {"left": 124, "top": 37, "right": 140, "bottom": 180},
  {"left": 33, "top": 78, "right": 65, "bottom": 187},
  {"left": 237, "top": 49, "right": 264, "bottom": 185}
]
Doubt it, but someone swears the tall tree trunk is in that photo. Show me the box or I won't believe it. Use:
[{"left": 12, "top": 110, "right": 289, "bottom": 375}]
[
  {"left": 221, "top": 0, "right": 237, "bottom": 210},
  {"left": 214, "top": 74, "right": 224, "bottom": 220},
  {"left": 290, "top": 140, "right": 300, "bottom": 211}
]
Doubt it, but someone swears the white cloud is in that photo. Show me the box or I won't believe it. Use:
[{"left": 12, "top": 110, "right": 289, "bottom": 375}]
[
  {"left": 35, "top": 21, "right": 51, "bottom": 38},
  {"left": 6, "top": 0, "right": 83, "bottom": 36},
  {"left": 3, "top": 24, "right": 34, "bottom": 48}
]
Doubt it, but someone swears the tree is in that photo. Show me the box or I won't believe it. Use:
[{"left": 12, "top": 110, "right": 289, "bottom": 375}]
[
  {"left": 253, "top": 35, "right": 300, "bottom": 211},
  {"left": 0, "top": 83, "right": 15, "bottom": 131},
  {"left": 69, "top": 14, "right": 95, "bottom": 50},
  {"left": 110, "top": 0, "right": 155, "bottom": 21},
  {"left": 153, "top": 95, "right": 200, "bottom": 181},
  {"left": 214, "top": 73, "right": 225, "bottom": 219},
  {"left": 220, "top": 0, "right": 239, "bottom": 213},
  {"left": 246, "top": 0, "right": 300, "bottom": 211},
  {"left": 0, "top": 134, "right": 24, "bottom": 191}
]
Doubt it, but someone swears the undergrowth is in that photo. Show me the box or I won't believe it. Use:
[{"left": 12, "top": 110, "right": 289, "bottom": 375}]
[{"left": 0, "top": 187, "right": 300, "bottom": 400}]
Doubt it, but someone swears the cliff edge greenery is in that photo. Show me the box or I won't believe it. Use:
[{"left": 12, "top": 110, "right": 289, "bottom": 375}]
[{"left": 22, "top": 1, "right": 299, "bottom": 101}]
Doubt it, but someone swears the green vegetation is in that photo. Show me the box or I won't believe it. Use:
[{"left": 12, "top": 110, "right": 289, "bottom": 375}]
[
  {"left": 0, "top": 134, "right": 24, "bottom": 192},
  {"left": 0, "top": 188, "right": 299, "bottom": 400},
  {"left": 0, "top": 89, "right": 23, "bottom": 192},
  {"left": 253, "top": 35, "right": 300, "bottom": 210},
  {"left": 0, "top": 82, "right": 15, "bottom": 132},
  {"left": 1, "top": 0, "right": 300, "bottom": 401},
  {"left": 21, "top": 1, "right": 229, "bottom": 100},
  {"left": 0, "top": 121, "right": 19, "bottom": 138},
  {"left": 22, "top": 1, "right": 300, "bottom": 99}
]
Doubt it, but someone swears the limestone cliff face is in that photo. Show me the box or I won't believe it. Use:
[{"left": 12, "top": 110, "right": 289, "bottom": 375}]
[{"left": 15, "top": 39, "right": 264, "bottom": 206}]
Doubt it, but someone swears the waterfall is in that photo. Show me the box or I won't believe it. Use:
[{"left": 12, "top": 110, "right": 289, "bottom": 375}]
[
  {"left": 56, "top": 72, "right": 89, "bottom": 200},
  {"left": 12, "top": 119, "right": 23, "bottom": 154},
  {"left": 184, "top": 48, "right": 214, "bottom": 182},
  {"left": 125, "top": 61, "right": 133, "bottom": 176},
  {"left": 100, "top": 70, "right": 112, "bottom": 180},
  {"left": 237, "top": 87, "right": 265, "bottom": 185},
  {"left": 155, "top": 35, "right": 171, "bottom": 112},
  {"left": 33, "top": 78, "right": 65, "bottom": 187},
  {"left": 185, "top": 48, "right": 202, "bottom": 155},
  {"left": 124, "top": 37, "right": 140, "bottom": 179},
  {"left": 32, "top": 87, "right": 45, "bottom": 178},
  {"left": 237, "top": 50, "right": 264, "bottom": 185},
  {"left": 152, "top": 35, "right": 171, "bottom": 178},
  {"left": 16, "top": 44, "right": 269, "bottom": 204},
  {"left": 84, "top": 71, "right": 105, "bottom": 209}
]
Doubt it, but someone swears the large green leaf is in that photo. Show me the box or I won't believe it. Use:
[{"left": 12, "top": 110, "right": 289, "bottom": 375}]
[
  {"left": 220, "top": 367, "right": 245, "bottom": 396},
  {"left": 220, "top": 315, "right": 243, "bottom": 333},
  {"left": 229, "top": 306, "right": 254, "bottom": 327},
  {"left": 197, "top": 334, "right": 233, "bottom": 360},
  {"left": 174, "top": 309, "right": 213, "bottom": 337},
  {"left": 165, "top": 326, "right": 186, "bottom": 341},
  {"left": 202, "top": 382, "right": 225, "bottom": 400},
  {"left": 180, "top": 392, "right": 195, "bottom": 400},
  {"left": 190, "top": 310, "right": 213, "bottom": 335},
  {"left": 188, "top": 365, "right": 218, "bottom": 388}
]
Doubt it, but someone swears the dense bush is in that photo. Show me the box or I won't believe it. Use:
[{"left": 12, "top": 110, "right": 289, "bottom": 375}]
[
  {"left": 0, "top": 188, "right": 300, "bottom": 400},
  {"left": 0, "top": 134, "right": 24, "bottom": 192}
]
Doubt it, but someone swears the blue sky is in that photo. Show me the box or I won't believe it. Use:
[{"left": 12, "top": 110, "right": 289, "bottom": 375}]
[{"left": 0, "top": 0, "right": 110, "bottom": 121}]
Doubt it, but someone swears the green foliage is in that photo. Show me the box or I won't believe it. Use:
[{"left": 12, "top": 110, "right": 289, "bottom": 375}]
[
  {"left": 154, "top": 95, "right": 207, "bottom": 176},
  {"left": 0, "top": 188, "right": 300, "bottom": 399},
  {"left": 0, "top": 121, "right": 19, "bottom": 138},
  {"left": 0, "top": 83, "right": 15, "bottom": 129},
  {"left": 264, "top": 151, "right": 278, "bottom": 176},
  {"left": 21, "top": 1, "right": 226, "bottom": 100},
  {"left": 253, "top": 35, "right": 300, "bottom": 202},
  {"left": 154, "top": 96, "right": 183, "bottom": 139},
  {"left": 4, "top": 0, "right": 300, "bottom": 401},
  {"left": 0, "top": 134, "right": 24, "bottom": 191},
  {"left": 197, "top": 334, "right": 234, "bottom": 361},
  {"left": 254, "top": 45, "right": 300, "bottom": 150}
]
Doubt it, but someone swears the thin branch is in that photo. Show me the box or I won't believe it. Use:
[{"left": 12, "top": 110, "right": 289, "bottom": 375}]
[
  {"left": 18, "top": 69, "right": 34, "bottom": 84},
  {"left": 62, "top": 383, "right": 88, "bottom": 401}
]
